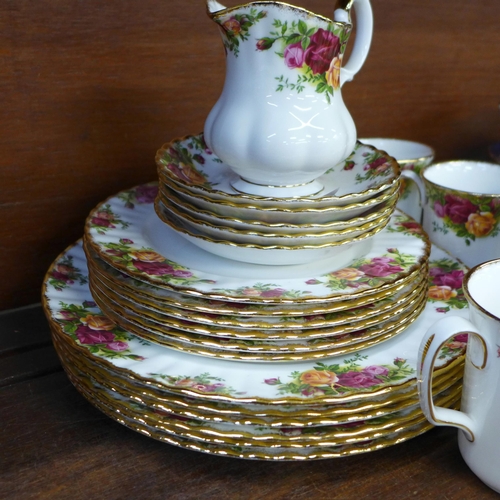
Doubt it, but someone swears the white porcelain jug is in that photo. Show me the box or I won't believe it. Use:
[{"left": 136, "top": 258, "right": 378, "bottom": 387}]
[{"left": 204, "top": 0, "right": 373, "bottom": 197}]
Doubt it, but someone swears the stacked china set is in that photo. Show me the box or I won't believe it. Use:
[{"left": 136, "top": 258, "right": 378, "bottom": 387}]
[{"left": 42, "top": 0, "right": 470, "bottom": 460}]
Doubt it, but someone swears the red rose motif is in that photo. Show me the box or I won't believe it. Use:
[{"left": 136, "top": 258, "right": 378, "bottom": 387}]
[
  {"left": 134, "top": 185, "right": 158, "bottom": 204},
  {"left": 365, "top": 157, "right": 388, "bottom": 171},
  {"left": 432, "top": 269, "right": 464, "bottom": 289},
  {"left": 91, "top": 217, "right": 115, "bottom": 228},
  {"left": 284, "top": 42, "right": 305, "bottom": 69},
  {"left": 443, "top": 195, "right": 478, "bottom": 224},
  {"left": 75, "top": 325, "right": 115, "bottom": 345},
  {"left": 106, "top": 341, "right": 129, "bottom": 352},
  {"left": 304, "top": 29, "right": 341, "bottom": 75},
  {"left": 337, "top": 371, "right": 381, "bottom": 388},
  {"left": 363, "top": 365, "right": 389, "bottom": 377},
  {"left": 454, "top": 334, "right": 469, "bottom": 343},
  {"left": 358, "top": 258, "right": 403, "bottom": 277},
  {"left": 133, "top": 260, "right": 175, "bottom": 276}
]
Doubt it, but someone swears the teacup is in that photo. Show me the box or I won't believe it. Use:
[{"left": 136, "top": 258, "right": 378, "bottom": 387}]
[
  {"left": 421, "top": 161, "right": 500, "bottom": 268},
  {"left": 360, "top": 138, "right": 434, "bottom": 221},
  {"left": 417, "top": 259, "right": 500, "bottom": 493}
]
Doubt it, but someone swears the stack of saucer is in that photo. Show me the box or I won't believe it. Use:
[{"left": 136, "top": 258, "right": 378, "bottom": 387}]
[
  {"left": 155, "top": 134, "right": 401, "bottom": 266},
  {"left": 81, "top": 183, "right": 431, "bottom": 362},
  {"left": 43, "top": 235, "right": 469, "bottom": 460}
]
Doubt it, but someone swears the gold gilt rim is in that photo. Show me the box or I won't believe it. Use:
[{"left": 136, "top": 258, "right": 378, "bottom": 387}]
[
  {"left": 154, "top": 197, "right": 390, "bottom": 250},
  {"left": 42, "top": 240, "right": 458, "bottom": 405},
  {"left": 156, "top": 136, "right": 400, "bottom": 205},
  {"left": 206, "top": 1, "right": 347, "bottom": 26},
  {"left": 83, "top": 234, "right": 429, "bottom": 318},
  {"left": 61, "top": 369, "right": 460, "bottom": 460},
  {"left": 88, "top": 264, "right": 427, "bottom": 331},
  {"left": 52, "top": 330, "right": 465, "bottom": 424},
  {"left": 40, "top": 240, "right": 451, "bottom": 404},
  {"left": 85, "top": 280, "right": 427, "bottom": 352},
  {"left": 422, "top": 161, "right": 500, "bottom": 200},
  {"left": 159, "top": 182, "right": 398, "bottom": 231},
  {"left": 87, "top": 247, "right": 427, "bottom": 317},
  {"left": 66, "top": 363, "right": 461, "bottom": 447},
  {"left": 88, "top": 274, "right": 427, "bottom": 340},
  {"left": 463, "top": 258, "right": 500, "bottom": 322},
  {"left": 157, "top": 167, "right": 401, "bottom": 213},
  {"left": 46, "top": 305, "right": 466, "bottom": 406},
  {"left": 157, "top": 190, "right": 394, "bottom": 240},
  {"left": 83, "top": 212, "right": 431, "bottom": 305},
  {"left": 87, "top": 285, "right": 427, "bottom": 362},
  {"left": 89, "top": 259, "right": 427, "bottom": 329}
]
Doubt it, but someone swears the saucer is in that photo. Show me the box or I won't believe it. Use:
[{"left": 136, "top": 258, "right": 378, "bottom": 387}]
[{"left": 156, "top": 134, "right": 400, "bottom": 208}]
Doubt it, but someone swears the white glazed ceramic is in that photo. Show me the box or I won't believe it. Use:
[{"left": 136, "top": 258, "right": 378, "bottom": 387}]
[
  {"left": 203, "top": 0, "right": 373, "bottom": 197},
  {"left": 360, "top": 138, "right": 434, "bottom": 221},
  {"left": 156, "top": 135, "right": 400, "bottom": 208},
  {"left": 84, "top": 184, "right": 430, "bottom": 299},
  {"left": 155, "top": 198, "right": 391, "bottom": 248},
  {"left": 159, "top": 182, "right": 397, "bottom": 235},
  {"left": 421, "top": 161, "right": 500, "bottom": 267},
  {"left": 418, "top": 259, "right": 500, "bottom": 493},
  {"left": 45, "top": 240, "right": 468, "bottom": 404}
]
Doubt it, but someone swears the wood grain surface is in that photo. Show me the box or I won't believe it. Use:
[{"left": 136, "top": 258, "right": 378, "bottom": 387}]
[
  {"left": 1, "top": 304, "right": 498, "bottom": 499},
  {"left": 1, "top": 0, "right": 499, "bottom": 310}
]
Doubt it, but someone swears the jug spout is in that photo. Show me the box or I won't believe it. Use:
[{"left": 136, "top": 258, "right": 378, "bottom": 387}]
[{"left": 207, "top": 0, "right": 226, "bottom": 14}]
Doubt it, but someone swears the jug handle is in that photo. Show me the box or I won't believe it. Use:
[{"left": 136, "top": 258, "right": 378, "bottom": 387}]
[
  {"left": 334, "top": 0, "right": 373, "bottom": 87},
  {"left": 417, "top": 316, "right": 487, "bottom": 443}
]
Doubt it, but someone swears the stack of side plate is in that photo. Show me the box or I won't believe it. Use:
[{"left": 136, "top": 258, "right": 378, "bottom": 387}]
[
  {"left": 82, "top": 185, "right": 433, "bottom": 361},
  {"left": 44, "top": 237, "right": 468, "bottom": 461}
]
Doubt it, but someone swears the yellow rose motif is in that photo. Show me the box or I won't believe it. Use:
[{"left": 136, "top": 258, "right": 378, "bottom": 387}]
[
  {"left": 222, "top": 18, "right": 241, "bottom": 35},
  {"left": 465, "top": 212, "right": 495, "bottom": 237},
  {"left": 330, "top": 267, "right": 365, "bottom": 281},
  {"left": 326, "top": 55, "right": 342, "bottom": 89},
  {"left": 82, "top": 315, "right": 116, "bottom": 331},
  {"left": 428, "top": 285, "right": 457, "bottom": 301},
  {"left": 179, "top": 163, "right": 207, "bottom": 186},
  {"left": 129, "top": 250, "right": 165, "bottom": 262},
  {"left": 299, "top": 369, "right": 338, "bottom": 387}
]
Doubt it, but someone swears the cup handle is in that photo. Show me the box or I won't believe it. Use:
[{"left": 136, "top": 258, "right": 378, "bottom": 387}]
[
  {"left": 400, "top": 169, "right": 427, "bottom": 206},
  {"left": 335, "top": 0, "right": 373, "bottom": 86},
  {"left": 417, "top": 316, "right": 487, "bottom": 442}
]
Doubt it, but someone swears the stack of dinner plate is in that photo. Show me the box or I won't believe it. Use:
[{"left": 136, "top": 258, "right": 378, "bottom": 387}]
[{"left": 43, "top": 236, "right": 468, "bottom": 460}]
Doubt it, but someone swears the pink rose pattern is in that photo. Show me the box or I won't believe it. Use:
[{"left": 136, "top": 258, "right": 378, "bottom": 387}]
[
  {"left": 266, "top": 356, "right": 413, "bottom": 397},
  {"left": 53, "top": 302, "right": 145, "bottom": 361},
  {"left": 311, "top": 246, "right": 417, "bottom": 292},
  {"left": 101, "top": 238, "right": 213, "bottom": 287},
  {"left": 427, "top": 184, "right": 500, "bottom": 244},
  {"left": 212, "top": 11, "right": 350, "bottom": 100},
  {"left": 48, "top": 255, "right": 88, "bottom": 291},
  {"left": 118, "top": 183, "right": 159, "bottom": 209},
  {"left": 148, "top": 373, "right": 245, "bottom": 397},
  {"left": 427, "top": 259, "right": 467, "bottom": 311},
  {"left": 259, "top": 23, "right": 345, "bottom": 100},
  {"left": 89, "top": 204, "right": 129, "bottom": 235}
]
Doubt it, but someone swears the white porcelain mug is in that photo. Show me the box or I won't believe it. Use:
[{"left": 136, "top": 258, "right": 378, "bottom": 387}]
[
  {"left": 360, "top": 138, "right": 434, "bottom": 222},
  {"left": 421, "top": 161, "right": 500, "bottom": 268},
  {"left": 417, "top": 259, "right": 500, "bottom": 493}
]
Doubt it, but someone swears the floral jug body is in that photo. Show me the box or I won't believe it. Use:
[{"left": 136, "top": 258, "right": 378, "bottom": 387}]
[{"left": 204, "top": 0, "right": 373, "bottom": 197}]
